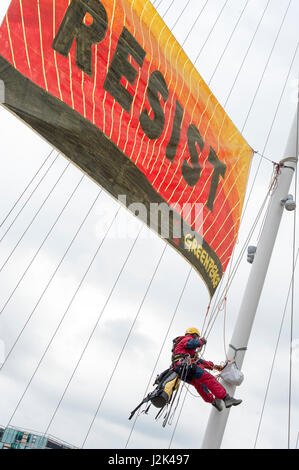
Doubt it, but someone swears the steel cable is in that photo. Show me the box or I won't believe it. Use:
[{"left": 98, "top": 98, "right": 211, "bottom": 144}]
[
  {"left": 4, "top": 204, "right": 121, "bottom": 429},
  {"left": 0, "top": 148, "right": 55, "bottom": 229},
  {"left": 42, "top": 223, "right": 144, "bottom": 438},
  {"left": 254, "top": 249, "right": 299, "bottom": 448},
  {"left": 0, "top": 160, "right": 70, "bottom": 273},
  {"left": 81, "top": 243, "right": 168, "bottom": 448},
  {"left": 0, "top": 189, "right": 102, "bottom": 369},
  {"left": 0, "top": 152, "right": 59, "bottom": 243},
  {"left": 125, "top": 266, "right": 192, "bottom": 448},
  {"left": 0, "top": 175, "right": 85, "bottom": 317}
]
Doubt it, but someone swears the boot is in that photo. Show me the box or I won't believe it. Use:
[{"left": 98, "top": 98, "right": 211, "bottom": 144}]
[
  {"left": 223, "top": 394, "right": 242, "bottom": 408},
  {"left": 212, "top": 398, "right": 223, "bottom": 412}
]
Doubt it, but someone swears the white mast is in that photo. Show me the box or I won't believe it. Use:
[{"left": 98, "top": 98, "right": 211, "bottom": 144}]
[{"left": 202, "top": 113, "right": 298, "bottom": 449}]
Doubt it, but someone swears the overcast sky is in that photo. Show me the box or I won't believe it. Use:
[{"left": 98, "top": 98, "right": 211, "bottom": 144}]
[{"left": 0, "top": 0, "right": 298, "bottom": 450}]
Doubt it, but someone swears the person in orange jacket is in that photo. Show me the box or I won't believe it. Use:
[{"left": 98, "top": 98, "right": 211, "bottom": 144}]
[{"left": 172, "top": 327, "right": 242, "bottom": 411}]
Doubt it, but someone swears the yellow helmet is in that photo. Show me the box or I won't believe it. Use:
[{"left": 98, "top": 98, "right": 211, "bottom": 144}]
[{"left": 185, "top": 327, "right": 200, "bottom": 337}]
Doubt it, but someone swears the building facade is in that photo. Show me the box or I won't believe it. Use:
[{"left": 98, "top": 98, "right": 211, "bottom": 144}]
[{"left": 0, "top": 425, "right": 76, "bottom": 449}]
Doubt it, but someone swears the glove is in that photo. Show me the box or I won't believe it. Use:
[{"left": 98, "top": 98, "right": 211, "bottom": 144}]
[
  {"left": 213, "top": 364, "right": 225, "bottom": 371},
  {"left": 204, "top": 360, "right": 214, "bottom": 370},
  {"left": 200, "top": 337, "right": 207, "bottom": 346}
]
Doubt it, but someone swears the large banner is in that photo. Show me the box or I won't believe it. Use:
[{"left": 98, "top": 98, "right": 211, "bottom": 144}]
[{"left": 0, "top": 0, "right": 253, "bottom": 296}]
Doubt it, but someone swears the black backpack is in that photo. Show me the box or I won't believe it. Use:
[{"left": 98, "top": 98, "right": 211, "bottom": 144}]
[
  {"left": 129, "top": 337, "right": 191, "bottom": 425},
  {"left": 129, "top": 367, "right": 180, "bottom": 421}
]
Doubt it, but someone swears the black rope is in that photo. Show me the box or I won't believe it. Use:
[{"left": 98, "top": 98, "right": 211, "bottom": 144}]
[
  {"left": 165, "top": 362, "right": 189, "bottom": 427},
  {"left": 168, "top": 387, "right": 188, "bottom": 448}
]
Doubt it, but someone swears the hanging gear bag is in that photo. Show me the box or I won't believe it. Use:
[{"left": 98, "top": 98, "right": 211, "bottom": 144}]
[{"left": 220, "top": 360, "right": 244, "bottom": 386}]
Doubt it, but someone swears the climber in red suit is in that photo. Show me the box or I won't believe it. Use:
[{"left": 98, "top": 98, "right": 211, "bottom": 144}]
[{"left": 172, "top": 327, "right": 242, "bottom": 411}]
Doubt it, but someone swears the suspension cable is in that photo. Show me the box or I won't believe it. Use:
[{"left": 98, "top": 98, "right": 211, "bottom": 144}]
[
  {"left": 199, "top": 0, "right": 291, "bottom": 337},
  {"left": 43, "top": 223, "right": 144, "bottom": 438},
  {"left": 254, "top": 249, "right": 299, "bottom": 448},
  {"left": 203, "top": 182, "right": 272, "bottom": 338},
  {"left": 125, "top": 266, "right": 192, "bottom": 449},
  {"left": 288, "top": 91, "right": 298, "bottom": 449},
  {"left": 0, "top": 161, "right": 70, "bottom": 273},
  {"left": 129, "top": 2, "right": 290, "bottom": 443},
  {"left": 194, "top": 0, "right": 230, "bottom": 65},
  {"left": 226, "top": 0, "right": 295, "bottom": 228},
  {"left": 0, "top": 188, "right": 102, "bottom": 369},
  {"left": 170, "top": 0, "right": 191, "bottom": 31},
  {"left": 0, "top": 152, "right": 59, "bottom": 243},
  {"left": 162, "top": 0, "right": 175, "bottom": 18},
  {"left": 203, "top": 34, "right": 299, "bottom": 339},
  {"left": 0, "top": 174, "right": 85, "bottom": 317},
  {"left": 199, "top": 1, "right": 289, "bottom": 337},
  {"left": 154, "top": 0, "right": 164, "bottom": 9},
  {"left": 0, "top": 148, "right": 55, "bottom": 229},
  {"left": 245, "top": 37, "right": 299, "bottom": 208},
  {"left": 241, "top": 0, "right": 292, "bottom": 134},
  {"left": 180, "top": 0, "right": 210, "bottom": 48},
  {"left": 208, "top": 0, "right": 251, "bottom": 84},
  {"left": 81, "top": 243, "right": 168, "bottom": 448},
  {"left": 224, "top": 0, "right": 271, "bottom": 107},
  {"left": 4, "top": 204, "right": 121, "bottom": 429}
]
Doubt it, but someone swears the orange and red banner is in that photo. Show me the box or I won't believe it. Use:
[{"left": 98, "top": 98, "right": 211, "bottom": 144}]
[{"left": 0, "top": 0, "right": 253, "bottom": 296}]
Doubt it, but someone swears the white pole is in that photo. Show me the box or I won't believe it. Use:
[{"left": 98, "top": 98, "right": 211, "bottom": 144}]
[{"left": 201, "top": 114, "right": 298, "bottom": 449}]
